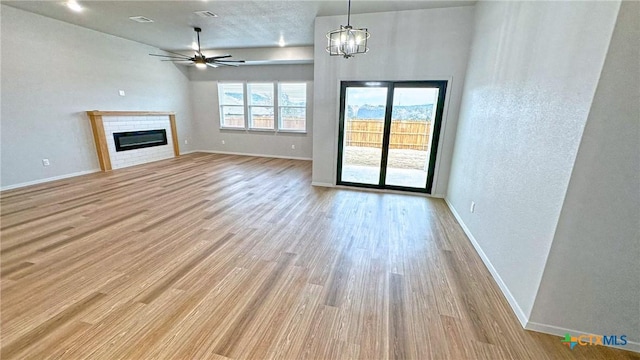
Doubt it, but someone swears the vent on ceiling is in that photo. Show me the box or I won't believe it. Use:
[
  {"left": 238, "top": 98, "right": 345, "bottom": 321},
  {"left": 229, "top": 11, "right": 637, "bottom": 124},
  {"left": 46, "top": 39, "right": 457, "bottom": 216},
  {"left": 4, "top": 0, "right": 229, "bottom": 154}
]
[
  {"left": 129, "top": 16, "right": 154, "bottom": 23},
  {"left": 194, "top": 11, "right": 218, "bottom": 18}
]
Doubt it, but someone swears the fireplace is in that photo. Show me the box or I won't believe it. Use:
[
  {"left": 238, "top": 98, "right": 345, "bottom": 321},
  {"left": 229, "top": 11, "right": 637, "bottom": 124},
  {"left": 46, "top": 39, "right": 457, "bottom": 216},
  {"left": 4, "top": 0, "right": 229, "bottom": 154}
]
[
  {"left": 113, "top": 129, "right": 168, "bottom": 152},
  {"left": 87, "top": 111, "right": 180, "bottom": 171}
]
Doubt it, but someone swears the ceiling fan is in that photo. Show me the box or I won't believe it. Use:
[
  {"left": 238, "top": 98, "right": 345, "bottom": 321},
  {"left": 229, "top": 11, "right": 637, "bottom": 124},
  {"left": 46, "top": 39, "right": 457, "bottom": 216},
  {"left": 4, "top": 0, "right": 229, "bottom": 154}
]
[{"left": 150, "top": 27, "right": 245, "bottom": 69}]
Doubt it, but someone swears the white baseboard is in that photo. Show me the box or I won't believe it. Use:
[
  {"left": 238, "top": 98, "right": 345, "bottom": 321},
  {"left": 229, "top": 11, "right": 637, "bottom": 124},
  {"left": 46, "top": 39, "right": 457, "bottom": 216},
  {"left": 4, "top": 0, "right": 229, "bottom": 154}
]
[
  {"left": 444, "top": 197, "right": 639, "bottom": 354},
  {"left": 194, "top": 150, "right": 312, "bottom": 161},
  {"left": 1, "top": 169, "right": 101, "bottom": 192},
  {"left": 526, "top": 321, "right": 640, "bottom": 353},
  {"left": 444, "top": 197, "right": 529, "bottom": 327},
  {"left": 311, "top": 182, "right": 334, "bottom": 187}
]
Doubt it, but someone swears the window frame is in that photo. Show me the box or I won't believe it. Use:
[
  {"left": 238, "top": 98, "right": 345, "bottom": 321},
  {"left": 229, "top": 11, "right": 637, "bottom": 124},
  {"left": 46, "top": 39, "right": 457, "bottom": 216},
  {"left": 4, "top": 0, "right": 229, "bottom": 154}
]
[
  {"left": 217, "top": 82, "right": 247, "bottom": 130},
  {"left": 247, "top": 82, "right": 276, "bottom": 131},
  {"left": 278, "top": 82, "right": 308, "bottom": 133},
  {"left": 217, "top": 81, "right": 308, "bottom": 134}
]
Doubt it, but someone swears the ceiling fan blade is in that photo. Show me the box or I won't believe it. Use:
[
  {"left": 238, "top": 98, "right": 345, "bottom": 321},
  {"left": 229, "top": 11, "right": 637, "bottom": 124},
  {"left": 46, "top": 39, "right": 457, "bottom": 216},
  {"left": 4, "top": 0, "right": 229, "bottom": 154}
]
[
  {"left": 206, "top": 63, "right": 219, "bottom": 68},
  {"left": 150, "top": 54, "right": 191, "bottom": 60},
  {"left": 205, "top": 57, "right": 231, "bottom": 63},
  {"left": 205, "top": 57, "right": 233, "bottom": 63},
  {"left": 161, "top": 60, "right": 193, "bottom": 62},
  {"left": 158, "top": 49, "right": 192, "bottom": 58},
  {"left": 213, "top": 62, "right": 240, "bottom": 67},
  {"left": 207, "top": 55, "right": 232, "bottom": 60}
]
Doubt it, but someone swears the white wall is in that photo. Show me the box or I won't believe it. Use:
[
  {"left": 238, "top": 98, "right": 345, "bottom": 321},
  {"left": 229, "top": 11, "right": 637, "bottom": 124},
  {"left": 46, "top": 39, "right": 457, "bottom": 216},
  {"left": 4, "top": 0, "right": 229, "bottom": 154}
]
[
  {"left": 0, "top": 5, "right": 194, "bottom": 188},
  {"left": 312, "top": 6, "right": 474, "bottom": 195},
  {"left": 446, "top": 0, "right": 620, "bottom": 321},
  {"left": 189, "top": 64, "right": 314, "bottom": 159},
  {"left": 529, "top": 1, "right": 639, "bottom": 345}
]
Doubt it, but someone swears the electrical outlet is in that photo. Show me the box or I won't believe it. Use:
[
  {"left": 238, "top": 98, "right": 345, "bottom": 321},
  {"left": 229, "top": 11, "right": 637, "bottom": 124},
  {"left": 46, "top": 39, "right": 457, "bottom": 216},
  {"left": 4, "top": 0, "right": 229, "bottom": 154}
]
[
  {"left": 291, "top": 145, "right": 295, "bottom": 150},
  {"left": 42, "top": 159, "right": 50, "bottom": 166},
  {"left": 118, "top": 90, "right": 125, "bottom": 96},
  {"left": 470, "top": 201, "right": 476, "bottom": 213},
  {"left": 184, "top": 139, "right": 188, "bottom": 145},
  {"left": 222, "top": 140, "right": 225, "bottom": 145}
]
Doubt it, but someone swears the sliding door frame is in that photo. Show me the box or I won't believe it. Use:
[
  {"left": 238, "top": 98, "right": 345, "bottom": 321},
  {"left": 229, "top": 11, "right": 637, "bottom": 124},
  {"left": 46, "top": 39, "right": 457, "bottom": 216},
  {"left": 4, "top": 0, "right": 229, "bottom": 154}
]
[{"left": 336, "top": 80, "right": 448, "bottom": 194}]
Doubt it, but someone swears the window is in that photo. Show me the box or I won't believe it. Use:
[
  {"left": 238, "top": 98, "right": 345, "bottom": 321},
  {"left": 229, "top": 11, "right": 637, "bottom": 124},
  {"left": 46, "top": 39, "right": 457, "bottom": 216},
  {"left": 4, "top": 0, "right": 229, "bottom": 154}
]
[
  {"left": 218, "top": 81, "right": 307, "bottom": 132},
  {"left": 278, "top": 83, "right": 307, "bottom": 132},
  {"left": 247, "top": 83, "right": 275, "bottom": 130},
  {"left": 218, "top": 83, "right": 245, "bottom": 128}
]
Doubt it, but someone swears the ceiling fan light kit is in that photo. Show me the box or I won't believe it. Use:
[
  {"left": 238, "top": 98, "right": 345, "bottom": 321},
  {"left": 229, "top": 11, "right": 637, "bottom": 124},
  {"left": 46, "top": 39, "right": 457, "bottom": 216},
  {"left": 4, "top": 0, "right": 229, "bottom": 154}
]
[
  {"left": 326, "top": 0, "right": 370, "bottom": 59},
  {"left": 150, "top": 27, "right": 245, "bottom": 69},
  {"left": 66, "top": 0, "right": 82, "bottom": 13}
]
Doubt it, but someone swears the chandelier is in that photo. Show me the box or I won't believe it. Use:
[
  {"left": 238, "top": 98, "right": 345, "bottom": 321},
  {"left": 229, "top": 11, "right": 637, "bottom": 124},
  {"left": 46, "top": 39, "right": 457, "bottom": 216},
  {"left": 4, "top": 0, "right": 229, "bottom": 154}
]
[{"left": 326, "top": 0, "right": 370, "bottom": 59}]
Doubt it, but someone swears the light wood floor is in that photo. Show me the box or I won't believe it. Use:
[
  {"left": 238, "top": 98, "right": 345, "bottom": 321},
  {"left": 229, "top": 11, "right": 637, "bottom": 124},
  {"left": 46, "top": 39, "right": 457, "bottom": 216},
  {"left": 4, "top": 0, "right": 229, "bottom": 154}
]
[{"left": 1, "top": 153, "right": 637, "bottom": 360}]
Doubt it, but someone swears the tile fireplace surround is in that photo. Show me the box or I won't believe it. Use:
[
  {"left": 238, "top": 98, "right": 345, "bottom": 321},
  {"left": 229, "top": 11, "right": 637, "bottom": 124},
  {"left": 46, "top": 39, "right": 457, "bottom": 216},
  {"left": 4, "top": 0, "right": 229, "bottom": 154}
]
[{"left": 86, "top": 111, "right": 180, "bottom": 171}]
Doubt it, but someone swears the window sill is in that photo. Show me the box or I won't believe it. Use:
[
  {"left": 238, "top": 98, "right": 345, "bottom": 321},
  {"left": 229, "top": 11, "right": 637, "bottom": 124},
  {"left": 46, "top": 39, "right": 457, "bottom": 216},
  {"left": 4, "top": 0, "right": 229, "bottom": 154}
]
[
  {"left": 278, "top": 130, "right": 307, "bottom": 135},
  {"left": 220, "top": 127, "right": 246, "bottom": 131}
]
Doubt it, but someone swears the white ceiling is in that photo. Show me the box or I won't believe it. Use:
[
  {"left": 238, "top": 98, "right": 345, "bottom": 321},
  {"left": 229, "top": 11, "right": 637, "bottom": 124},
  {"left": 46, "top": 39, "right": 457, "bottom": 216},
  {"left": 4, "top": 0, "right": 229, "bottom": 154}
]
[{"left": 3, "top": 1, "right": 475, "bottom": 51}]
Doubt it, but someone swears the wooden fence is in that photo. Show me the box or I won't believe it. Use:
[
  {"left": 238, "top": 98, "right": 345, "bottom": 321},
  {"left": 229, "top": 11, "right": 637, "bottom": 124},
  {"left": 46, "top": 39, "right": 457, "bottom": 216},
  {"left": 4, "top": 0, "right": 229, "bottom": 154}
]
[
  {"left": 345, "top": 119, "right": 432, "bottom": 151},
  {"left": 221, "top": 116, "right": 304, "bottom": 130},
  {"left": 221, "top": 117, "right": 429, "bottom": 149}
]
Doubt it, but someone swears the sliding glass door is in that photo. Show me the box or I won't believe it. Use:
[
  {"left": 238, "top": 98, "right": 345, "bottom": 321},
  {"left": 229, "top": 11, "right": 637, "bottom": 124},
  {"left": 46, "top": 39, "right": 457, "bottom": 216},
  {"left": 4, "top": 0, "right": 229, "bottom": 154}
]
[
  {"left": 337, "top": 81, "right": 447, "bottom": 193},
  {"left": 339, "top": 86, "right": 389, "bottom": 185}
]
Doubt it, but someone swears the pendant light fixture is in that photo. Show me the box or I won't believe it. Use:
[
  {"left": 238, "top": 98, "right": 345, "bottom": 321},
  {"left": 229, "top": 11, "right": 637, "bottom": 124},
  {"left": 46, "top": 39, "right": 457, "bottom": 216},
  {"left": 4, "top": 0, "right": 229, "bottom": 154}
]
[{"left": 326, "top": 0, "right": 370, "bottom": 59}]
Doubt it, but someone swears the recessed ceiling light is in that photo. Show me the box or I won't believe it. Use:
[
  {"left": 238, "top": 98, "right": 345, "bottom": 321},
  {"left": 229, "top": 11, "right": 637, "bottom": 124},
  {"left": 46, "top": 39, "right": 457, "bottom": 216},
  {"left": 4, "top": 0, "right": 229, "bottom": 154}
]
[
  {"left": 194, "top": 11, "right": 218, "bottom": 18},
  {"left": 129, "top": 16, "right": 154, "bottom": 23},
  {"left": 66, "top": 0, "right": 82, "bottom": 12},
  {"left": 278, "top": 37, "right": 286, "bottom": 47}
]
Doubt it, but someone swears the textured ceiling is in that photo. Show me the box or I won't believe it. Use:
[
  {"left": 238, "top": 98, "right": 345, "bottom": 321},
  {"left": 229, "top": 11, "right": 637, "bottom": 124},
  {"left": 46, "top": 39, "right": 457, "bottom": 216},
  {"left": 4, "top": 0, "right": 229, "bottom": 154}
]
[{"left": 2, "top": 1, "right": 475, "bottom": 51}]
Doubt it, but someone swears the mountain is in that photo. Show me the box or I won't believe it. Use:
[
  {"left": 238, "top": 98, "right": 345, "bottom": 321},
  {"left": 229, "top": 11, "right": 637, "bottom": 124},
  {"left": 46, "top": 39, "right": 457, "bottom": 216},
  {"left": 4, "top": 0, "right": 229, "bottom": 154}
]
[
  {"left": 348, "top": 104, "right": 434, "bottom": 121},
  {"left": 222, "top": 92, "right": 274, "bottom": 105}
]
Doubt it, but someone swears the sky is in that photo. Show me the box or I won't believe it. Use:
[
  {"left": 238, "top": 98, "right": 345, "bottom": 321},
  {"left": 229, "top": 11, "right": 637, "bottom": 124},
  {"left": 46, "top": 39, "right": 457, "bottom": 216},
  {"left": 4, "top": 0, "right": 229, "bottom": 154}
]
[{"left": 346, "top": 87, "right": 439, "bottom": 106}]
